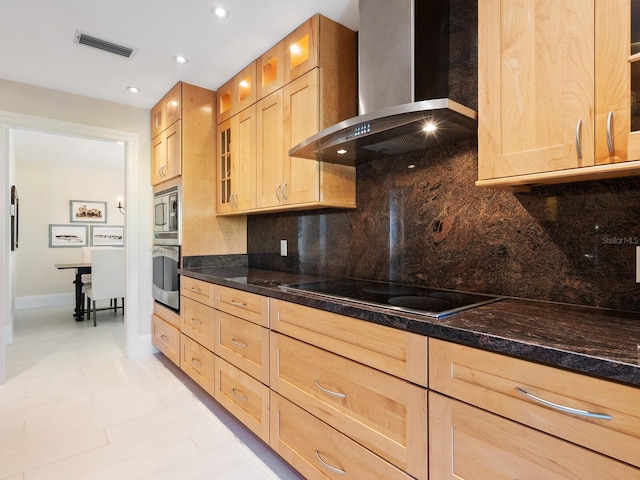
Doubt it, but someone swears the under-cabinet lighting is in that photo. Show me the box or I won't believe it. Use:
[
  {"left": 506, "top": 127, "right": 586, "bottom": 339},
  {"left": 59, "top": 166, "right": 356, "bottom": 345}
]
[{"left": 337, "top": 149, "right": 348, "bottom": 155}]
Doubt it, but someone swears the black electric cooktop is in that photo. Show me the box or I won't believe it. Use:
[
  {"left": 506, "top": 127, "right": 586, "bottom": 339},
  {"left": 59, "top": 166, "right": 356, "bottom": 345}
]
[{"left": 280, "top": 278, "right": 503, "bottom": 319}]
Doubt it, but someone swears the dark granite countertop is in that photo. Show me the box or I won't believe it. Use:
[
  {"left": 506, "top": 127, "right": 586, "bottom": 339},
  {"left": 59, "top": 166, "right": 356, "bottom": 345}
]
[{"left": 178, "top": 266, "right": 640, "bottom": 388}]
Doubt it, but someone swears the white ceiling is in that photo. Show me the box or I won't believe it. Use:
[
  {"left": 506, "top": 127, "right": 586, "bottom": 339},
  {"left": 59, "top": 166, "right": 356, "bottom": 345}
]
[
  {"left": 0, "top": 0, "right": 359, "bottom": 109},
  {"left": 1, "top": 0, "right": 359, "bottom": 169}
]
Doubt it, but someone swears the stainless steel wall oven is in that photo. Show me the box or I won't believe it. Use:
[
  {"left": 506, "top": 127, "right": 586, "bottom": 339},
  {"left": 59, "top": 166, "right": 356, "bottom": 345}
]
[{"left": 152, "top": 244, "right": 180, "bottom": 311}]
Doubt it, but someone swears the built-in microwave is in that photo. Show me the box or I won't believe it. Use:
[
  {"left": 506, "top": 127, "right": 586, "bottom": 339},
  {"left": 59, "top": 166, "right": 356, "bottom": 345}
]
[
  {"left": 154, "top": 185, "right": 180, "bottom": 245},
  {"left": 153, "top": 244, "right": 180, "bottom": 311}
]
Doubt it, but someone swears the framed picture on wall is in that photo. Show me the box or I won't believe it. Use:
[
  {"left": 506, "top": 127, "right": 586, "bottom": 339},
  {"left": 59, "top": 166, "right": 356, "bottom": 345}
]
[
  {"left": 49, "top": 224, "right": 88, "bottom": 248},
  {"left": 70, "top": 200, "right": 107, "bottom": 223},
  {"left": 91, "top": 225, "right": 124, "bottom": 246}
]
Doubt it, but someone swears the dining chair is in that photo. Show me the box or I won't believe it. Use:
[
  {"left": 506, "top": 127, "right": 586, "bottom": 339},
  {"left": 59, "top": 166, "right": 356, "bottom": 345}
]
[
  {"left": 85, "top": 248, "right": 125, "bottom": 326},
  {"left": 80, "top": 246, "right": 113, "bottom": 315}
]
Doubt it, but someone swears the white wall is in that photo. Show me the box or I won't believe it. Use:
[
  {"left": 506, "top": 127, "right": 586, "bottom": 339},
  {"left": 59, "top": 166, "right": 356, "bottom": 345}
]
[
  {"left": 15, "top": 161, "right": 124, "bottom": 302},
  {"left": 0, "top": 78, "right": 153, "bottom": 378}
]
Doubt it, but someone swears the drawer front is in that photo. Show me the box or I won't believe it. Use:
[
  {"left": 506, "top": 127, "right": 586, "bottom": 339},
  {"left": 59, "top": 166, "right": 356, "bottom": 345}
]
[
  {"left": 181, "top": 296, "right": 216, "bottom": 351},
  {"left": 180, "top": 334, "right": 216, "bottom": 398},
  {"left": 153, "top": 301, "right": 180, "bottom": 328},
  {"left": 270, "top": 392, "right": 412, "bottom": 480},
  {"left": 215, "top": 357, "right": 270, "bottom": 443},
  {"left": 271, "top": 333, "right": 427, "bottom": 478},
  {"left": 429, "top": 339, "right": 640, "bottom": 468},
  {"left": 215, "top": 310, "right": 270, "bottom": 384},
  {"left": 214, "top": 285, "right": 269, "bottom": 327},
  {"left": 430, "top": 392, "right": 640, "bottom": 479},
  {"left": 181, "top": 276, "right": 215, "bottom": 306},
  {"left": 270, "top": 299, "right": 427, "bottom": 386},
  {"left": 151, "top": 314, "right": 180, "bottom": 366}
]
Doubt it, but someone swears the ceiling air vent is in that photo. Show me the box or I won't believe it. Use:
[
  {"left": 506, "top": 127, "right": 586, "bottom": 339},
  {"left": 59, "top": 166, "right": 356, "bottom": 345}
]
[{"left": 73, "top": 30, "right": 137, "bottom": 59}]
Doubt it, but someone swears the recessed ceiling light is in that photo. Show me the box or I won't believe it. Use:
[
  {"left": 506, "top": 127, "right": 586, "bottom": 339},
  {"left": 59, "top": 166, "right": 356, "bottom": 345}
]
[
  {"left": 212, "top": 6, "right": 229, "bottom": 18},
  {"left": 174, "top": 55, "right": 188, "bottom": 64},
  {"left": 337, "top": 149, "right": 347, "bottom": 155},
  {"left": 127, "top": 86, "right": 139, "bottom": 93}
]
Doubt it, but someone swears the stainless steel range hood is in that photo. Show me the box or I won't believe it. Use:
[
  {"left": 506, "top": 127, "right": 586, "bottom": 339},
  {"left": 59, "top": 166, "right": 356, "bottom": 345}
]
[{"left": 289, "top": 0, "right": 477, "bottom": 166}]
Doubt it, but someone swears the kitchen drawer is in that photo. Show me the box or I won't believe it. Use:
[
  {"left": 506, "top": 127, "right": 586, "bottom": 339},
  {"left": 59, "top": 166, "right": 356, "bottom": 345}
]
[
  {"left": 270, "top": 299, "right": 427, "bottom": 386},
  {"left": 429, "top": 338, "right": 640, "bottom": 468},
  {"left": 181, "top": 296, "right": 215, "bottom": 351},
  {"left": 429, "top": 392, "right": 640, "bottom": 479},
  {"left": 270, "top": 332, "right": 427, "bottom": 479},
  {"left": 181, "top": 276, "right": 215, "bottom": 306},
  {"left": 151, "top": 314, "right": 180, "bottom": 366},
  {"left": 214, "top": 357, "right": 270, "bottom": 443},
  {"left": 270, "top": 392, "right": 412, "bottom": 480},
  {"left": 153, "top": 301, "right": 180, "bottom": 329},
  {"left": 215, "top": 310, "right": 270, "bottom": 384},
  {"left": 180, "top": 334, "right": 216, "bottom": 398},
  {"left": 214, "top": 285, "right": 269, "bottom": 327}
]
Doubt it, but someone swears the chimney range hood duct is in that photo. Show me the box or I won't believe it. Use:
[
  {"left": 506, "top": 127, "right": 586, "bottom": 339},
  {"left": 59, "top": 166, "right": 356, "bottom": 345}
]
[{"left": 289, "top": 0, "right": 477, "bottom": 166}]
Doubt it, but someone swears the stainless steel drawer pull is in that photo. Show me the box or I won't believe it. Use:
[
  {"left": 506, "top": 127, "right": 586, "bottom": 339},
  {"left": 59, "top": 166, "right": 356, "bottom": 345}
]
[
  {"left": 232, "top": 388, "right": 248, "bottom": 401},
  {"left": 606, "top": 111, "right": 615, "bottom": 155},
  {"left": 191, "top": 358, "right": 202, "bottom": 367},
  {"left": 315, "top": 379, "right": 347, "bottom": 399},
  {"left": 189, "top": 287, "right": 202, "bottom": 293},
  {"left": 191, "top": 318, "right": 202, "bottom": 325},
  {"left": 275, "top": 184, "right": 282, "bottom": 202},
  {"left": 231, "top": 338, "right": 248, "bottom": 348},
  {"left": 315, "top": 450, "right": 346, "bottom": 475},
  {"left": 230, "top": 300, "right": 248, "bottom": 307},
  {"left": 282, "top": 182, "right": 288, "bottom": 201},
  {"left": 575, "top": 118, "right": 583, "bottom": 159},
  {"left": 515, "top": 387, "right": 612, "bottom": 420}
]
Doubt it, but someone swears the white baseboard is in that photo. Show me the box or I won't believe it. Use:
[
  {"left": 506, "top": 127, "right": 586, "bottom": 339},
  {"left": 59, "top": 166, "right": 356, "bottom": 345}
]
[{"left": 15, "top": 293, "right": 74, "bottom": 309}]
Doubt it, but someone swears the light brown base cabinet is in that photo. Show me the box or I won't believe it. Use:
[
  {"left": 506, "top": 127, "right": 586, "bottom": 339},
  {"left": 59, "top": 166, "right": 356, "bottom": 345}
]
[
  {"left": 429, "top": 392, "right": 639, "bottom": 479},
  {"left": 270, "top": 392, "right": 413, "bottom": 480},
  {"left": 152, "top": 280, "right": 640, "bottom": 479}
]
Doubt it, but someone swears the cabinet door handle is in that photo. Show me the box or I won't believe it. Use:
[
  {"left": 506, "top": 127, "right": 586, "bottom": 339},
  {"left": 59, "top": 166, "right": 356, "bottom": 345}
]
[
  {"left": 190, "top": 357, "right": 202, "bottom": 367},
  {"left": 191, "top": 318, "right": 202, "bottom": 325},
  {"left": 231, "top": 338, "right": 248, "bottom": 348},
  {"left": 606, "top": 111, "right": 615, "bottom": 155},
  {"left": 230, "top": 300, "right": 248, "bottom": 308},
  {"left": 315, "top": 379, "right": 347, "bottom": 399},
  {"left": 189, "top": 286, "right": 202, "bottom": 293},
  {"left": 275, "top": 184, "right": 282, "bottom": 202},
  {"left": 160, "top": 334, "right": 169, "bottom": 341},
  {"left": 315, "top": 450, "right": 346, "bottom": 475},
  {"left": 515, "top": 387, "right": 612, "bottom": 420},
  {"left": 232, "top": 388, "right": 248, "bottom": 401},
  {"left": 282, "top": 182, "right": 288, "bottom": 201},
  {"left": 575, "top": 118, "right": 583, "bottom": 160}
]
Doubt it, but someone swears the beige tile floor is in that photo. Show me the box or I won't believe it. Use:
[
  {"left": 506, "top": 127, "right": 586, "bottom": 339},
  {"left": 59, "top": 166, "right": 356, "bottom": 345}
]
[{"left": 1, "top": 306, "right": 303, "bottom": 479}]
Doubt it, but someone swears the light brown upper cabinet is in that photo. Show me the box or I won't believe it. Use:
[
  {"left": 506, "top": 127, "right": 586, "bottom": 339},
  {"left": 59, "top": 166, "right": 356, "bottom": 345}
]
[
  {"left": 151, "top": 82, "right": 215, "bottom": 187},
  {"left": 257, "top": 42, "right": 284, "bottom": 99},
  {"left": 477, "top": 0, "right": 640, "bottom": 191},
  {"left": 151, "top": 82, "right": 181, "bottom": 139},
  {"left": 216, "top": 104, "right": 257, "bottom": 214},
  {"left": 216, "top": 62, "right": 257, "bottom": 125},
  {"left": 217, "top": 13, "right": 357, "bottom": 215},
  {"left": 283, "top": 16, "right": 319, "bottom": 84}
]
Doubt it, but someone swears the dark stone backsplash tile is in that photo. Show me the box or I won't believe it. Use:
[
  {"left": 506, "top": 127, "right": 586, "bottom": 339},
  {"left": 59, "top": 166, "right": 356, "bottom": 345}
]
[{"left": 247, "top": 141, "right": 640, "bottom": 313}]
